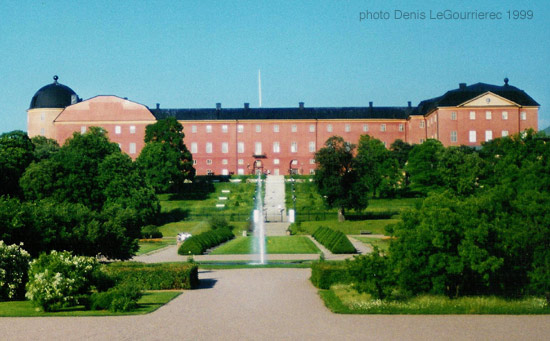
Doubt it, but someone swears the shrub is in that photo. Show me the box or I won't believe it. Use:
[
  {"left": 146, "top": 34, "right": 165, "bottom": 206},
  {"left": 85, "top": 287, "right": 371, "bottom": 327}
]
[
  {"left": 346, "top": 250, "right": 394, "bottom": 299},
  {"left": 310, "top": 261, "right": 352, "bottom": 289},
  {"left": 208, "top": 216, "right": 232, "bottom": 230},
  {"left": 90, "top": 283, "right": 142, "bottom": 312},
  {"left": 0, "top": 241, "right": 30, "bottom": 300},
  {"left": 312, "top": 226, "right": 356, "bottom": 254},
  {"left": 25, "top": 251, "right": 102, "bottom": 311},
  {"left": 141, "top": 225, "right": 163, "bottom": 239},
  {"left": 104, "top": 262, "right": 199, "bottom": 290},
  {"left": 178, "top": 228, "right": 234, "bottom": 255}
]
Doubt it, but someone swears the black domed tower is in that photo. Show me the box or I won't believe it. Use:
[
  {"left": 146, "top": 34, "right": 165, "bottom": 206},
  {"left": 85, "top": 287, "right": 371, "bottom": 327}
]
[{"left": 27, "top": 76, "right": 79, "bottom": 138}]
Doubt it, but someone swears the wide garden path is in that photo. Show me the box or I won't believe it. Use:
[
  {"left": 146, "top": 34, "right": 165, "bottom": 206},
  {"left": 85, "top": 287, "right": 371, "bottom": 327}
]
[{"left": 2, "top": 268, "right": 550, "bottom": 340}]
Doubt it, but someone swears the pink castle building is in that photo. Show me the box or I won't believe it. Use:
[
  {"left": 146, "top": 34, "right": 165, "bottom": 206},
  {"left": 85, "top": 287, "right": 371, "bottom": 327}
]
[{"left": 27, "top": 76, "right": 539, "bottom": 176}]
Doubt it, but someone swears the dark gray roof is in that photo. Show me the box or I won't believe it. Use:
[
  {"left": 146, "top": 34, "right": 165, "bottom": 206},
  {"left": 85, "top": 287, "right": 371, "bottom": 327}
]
[
  {"left": 151, "top": 106, "right": 413, "bottom": 121},
  {"left": 30, "top": 76, "right": 79, "bottom": 109},
  {"left": 415, "top": 80, "right": 539, "bottom": 116}
]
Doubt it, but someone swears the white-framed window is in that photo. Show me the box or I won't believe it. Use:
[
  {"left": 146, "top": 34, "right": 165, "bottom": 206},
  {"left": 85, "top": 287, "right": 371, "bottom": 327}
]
[
  {"left": 470, "top": 111, "right": 476, "bottom": 120},
  {"left": 309, "top": 158, "right": 315, "bottom": 164},
  {"left": 309, "top": 141, "right": 315, "bottom": 152},
  {"left": 206, "top": 142, "right": 213, "bottom": 153},
  {"left": 291, "top": 142, "right": 298, "bottom": 153},
  {"left": 222, "top": 159, "right": 228, "bottom": 165},
  {"left": 363, "top": 124, "right": 369, "bottom": 132},
  {"left": 383, "top": 141, "right": 387, "bottom": 147},
  {"left": 521, "top": 111, "right": 527, "bottom": 120},
  {"left": 345, "top": 124, "right": 351, "bottom": 132},
  {"left": 273, "top": 142, "right": 280, "bottom": 153},
  {"left": 206, "top": 125, "right": 212, "bottom": 133},
  {"left": 206, "top": 169, "right": 212, "bottom": 175},
  {"left": 191, "top": 125, "right": 197, "bottom": 133},
  {"left": 380, "top": 124, "right": 386, "bottom": 132},
  {"left": 41, "top": 112, "right": 45, "bottom": 121},
  {"left": 451, "top": 111, "right": 457, "bottom": 120},
  {"left": 129, "top": 143, "right": 136, "bottom": 154},
  {"left": 399, "top": 124, "right": 404, "bottom": 132},
  {"left": 40, "top": 128, "right": 45, "bottom": 135},
  {"left": 273, "top": 158, "right": 280, "bottom": 165},
  {"left": 238, "top": 142, "right": 244, "bottom": 153},
  {"left": 238, "top": 159, "right": 244, "bottom": 165},
  {"left": 255, "top": 142, "right": 262, "bottom": 155},
  {"left": 193, "top": 159, "right": 197, "bottom": 165},
  {"left": 502, "top": 130, "right": 509, "bottom": 137},
  {"left": 309, "top": 124, "right": 315, "bottom": 132},
  {"left": 502, "top": 111, "right": 508, "bottom": 120},
  {"left": 222, "top": 125, "right": 228, "bottom": 133},
  {"left": 221, "top": 142, "right": 228, "bottom": 153},
  {"left": 273, "top": 124, "right": 279, "bottom": 133},
  {"left": 291, "top": 125, "right": 297, "bottom": 133},
  {"left": 222, "top": 169, "right": 229, "bottom": 175},
  {"left": 309, "top": 169, "right": 315, "bottom": 175},
  {"left": 81, "top": 126, "right": 86, "bottom": 134},
  {"left": 206, "top": 159, "right": 212, "bottom": 165},
  {"left": 291, "top": 160, "right": 298, "bottom": 165},
  {"left": 485, "top": 130, "right": 493, "bottom": 142},
  {"left": 129, "top": 125, "right": 136, "bottom": 134},
  {"left": 115, "top": 125, "right": 121, "bottom": 134},
  {"left": 256, "top": 124, "right": 261, "bottom": 133},
  {"left": 486, "top": 111, "right": 492, "bottom": 120},
  {"left": 238, "top": 169, "right": 244, "bottom": 175},
  {"left": 238, "top": 125, "right": 244, "bottom": 133},
  {"left": 327, "top": 124, "right": 333, "bottom": 132},
  {"left": 191, "top": 142, "right": 198, "bottom": 153},
  {"left": 469, "top": 131, "right": 477, "bottom": 143},
  {"left": 420, "top": 138, "right": 425, "bottom": 143},
  {"left": 450, "top": 131, "right": 457, "bottom": 143},
  {"left": 419, "top": 121, "right": 425, "bottom": 128}
]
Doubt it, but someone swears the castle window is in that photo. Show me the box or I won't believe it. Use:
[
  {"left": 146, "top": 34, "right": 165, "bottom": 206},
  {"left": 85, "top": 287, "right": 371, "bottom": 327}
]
[
  {"left": 222, "top": 125, "right": 228, "bottom": 133},
  {"left": 191, "top": 125, "right": 197, "bottom": 133},
  {"left": 206, "top": 125, "right": 212, "bottom": 133},
  {"left": 309, "top": 169, "right": 315, "bottom": 175},
  {"left": 221, "top": 142, "right": 228, "bottom": 153},
  {"left": 291, "top": 125, "right": 297, "bottom": 132},
  {"left": 309, "top": 158, "right": 315, "bottom": 164},
  {"left": 238, "top": 125, "right": 244, "bottom": 133},
  {"left": 309, "top": 124, "right": 315, "bottom": 132},
  {"left": 238, "top": 169, "right": 244, "bottom": 175},
  {"left": 273, "top": 125, "right": 279, "bottom": 132},
  {"left": 115, "top": 126, "right": 121, "bottom": 134},
  {"left": 238, "top": 159, "right": 244, "bottom": 165},
  {"left": 81, "top": 126, "right": 86, "bottom": 134},
  {"left": 451, "top": 131, "right": 457, "bottom": 143},
  {"left": 191, "top": 143, "right": 197, "bottom": 153},
  {"left": 40, "top": 128, "right": 45, "bottom": 135},
  {"left": 363, "top": 124, "right": 369, "bottom": 132},
  {"left": 193, "top": 159, "right": 197, "bottom": 165},
  {"left": 486, "top": 111, "right": 492, "bottom": 120},
  {"left": 238, "top": 142, "right": 244, "bottom": 153},
  {"left": 470, "top": 111, "right": 476, "bottom": 120},
  {"left": 222, "top": 169, "right": 229, "bottom": 175},
  {"left": 451, "top": 112, "right": 457, "bottom": 120},
  {"left": 206, "top": 143, "right": 212, "bottom": 153},
  {"left": 502, "top": 130, "right": 509, "bottom": 137},
  {"left": 129, "top": 143, "right": 136, "bottom": 154},
  {"left": 222, "top": 159, "right": 228, "bottom": 165},
  {"left": 485, "top": 130, "right": 493, "bottom": 142},
  {"left": 130, "top": 125, "right": 136, "bottom": 134},
  {"left": 256, "top": 125, "right": 261, "bottom": 133},
  {"left": 419, "top": 121, "right": 425, "bottom": 128},
  {"left": 291, "top": 142, "right": 298, "bottom": 153},
  {"left": 273, "top": 142, "right": 280, "bottom": 153},
  {"left": 274, "top": 158, "right": 280, "bottom": 165},
  {"left": 521, "top": 112, "right": 527, "bottom": 120},
  {"left": 502, "top": 111, "right": 508, "bottom": 120},
  {"left": 41, "top": 113, "right": 45, "bottom": 121},
  {"left": 345, "top": 124, "right": 351, "bottom": 132},
  {"left": 380, "top": 124, "right": 386, "bottom": 132},
  {"left": 206, "top": 159, "right": 212, "bottom": 165},
  {"left": 399, "top": 124, "right": 404, "bottom": 132},
  {"left": 309, "top": 141, "right": 316, "bottom": 152},
  {"left": 255, "top": 142, "right": 262, "bottom": 155},
  {"left": 469, "top": 131, "right": 476, "bottom": 143},
  {"left": 327, "top": 124, "right": 333, "bottom": 132}
]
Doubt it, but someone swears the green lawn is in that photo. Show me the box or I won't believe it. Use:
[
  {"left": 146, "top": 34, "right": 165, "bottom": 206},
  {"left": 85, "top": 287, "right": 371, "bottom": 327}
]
[
  {"left": 354, "top": 236, "right": 392, "bottom": 253},
  {"left": 210, "top": 236, "right": 320, "bottom": 255},
  {"left": 0, "top": 291, "right": 181, "bottom": 317},
  {"left": 296, "top": 219, "right": 399, "bottom": 236},
  {"left": 321, "top": 284, "right": 550, "bottom": 314},
  {"left": 137, "top": 239, "right": 176, "bottom": 255}
]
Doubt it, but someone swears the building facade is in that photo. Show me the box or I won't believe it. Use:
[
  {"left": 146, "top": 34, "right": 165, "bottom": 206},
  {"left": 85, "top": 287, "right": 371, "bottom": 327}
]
[{"left": 28, "top": 76, "right": 539, "bottom": 176}]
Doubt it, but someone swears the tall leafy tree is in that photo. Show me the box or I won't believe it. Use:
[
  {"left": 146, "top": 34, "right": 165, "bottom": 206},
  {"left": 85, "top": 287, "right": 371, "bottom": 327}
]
[
  {"left": 0, "top": 131, "right": 35, "bottom": 197},
  {"left": 138, "top": 117, "right": 195, "bottom": 192},
  {"left": 405, "top": 139, "right": 445, "bottom": 195},
  {"left": 314, "top": 136, "right": 366, "bottom": 221},
  {"left": 31, "top": 135, "right": 60, "bottom": 160}
]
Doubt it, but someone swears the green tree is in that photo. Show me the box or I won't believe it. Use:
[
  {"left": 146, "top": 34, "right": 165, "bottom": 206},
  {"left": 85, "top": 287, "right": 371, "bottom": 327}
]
[
  {"left": 0, "top": 130, "right": 35, "bottom": 197},
  {"left": 405, "top": 139, "right": 445, "bottom": 195},
  {"left": 437, "top": 146, "right": 483, "bottom": 196},
  {"left": 138, "top": 117, "right": 195, "bottom": 192},
  {"left": 31, "top": 135, "right": 60, "bottom": 160},
  {"left": 314, "top": 136, "right": 366, "bottom": 221}
]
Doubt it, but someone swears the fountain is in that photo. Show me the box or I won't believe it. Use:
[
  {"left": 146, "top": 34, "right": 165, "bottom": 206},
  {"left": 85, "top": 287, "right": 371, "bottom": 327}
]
[{"left": 252, "top": 173, "right": 266, "bottom": 264}]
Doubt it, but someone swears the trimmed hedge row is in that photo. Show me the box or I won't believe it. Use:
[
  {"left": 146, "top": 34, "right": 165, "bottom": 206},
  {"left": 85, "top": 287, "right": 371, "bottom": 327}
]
[
  {"left": 310, "top": 261, "right": 352, "bottom": 289},
  {"left": 178, "top": 228, "right": 234, "bottom": 255},
  {"left": 312, "top": 226, "right": 356, "bottom": 254},
  {"left": 104, "top": 262, "right": 199, "bottom": 290}
]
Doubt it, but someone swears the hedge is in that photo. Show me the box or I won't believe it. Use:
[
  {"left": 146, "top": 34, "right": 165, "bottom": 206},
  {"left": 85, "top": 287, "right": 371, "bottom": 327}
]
[
  {"left": 312, "top": 226, "right": 356, "bottom": 254},
  {"left": 178, "top": 228, "right": 234, "bottom": 255},
  {"left": 310, "top": 261, "right": 352, "bottom": 289},
  {"left": 104, "top": 262, "right": 199, "bottom": 290}
]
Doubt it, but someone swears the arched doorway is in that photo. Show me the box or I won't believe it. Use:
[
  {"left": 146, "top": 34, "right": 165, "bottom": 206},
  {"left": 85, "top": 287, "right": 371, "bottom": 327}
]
[
  {"left": 253, "top": 160, "right": 264, "bottom": 175},
  {"left": 288, "top": 159, "right": 299, "bottom": 175}
]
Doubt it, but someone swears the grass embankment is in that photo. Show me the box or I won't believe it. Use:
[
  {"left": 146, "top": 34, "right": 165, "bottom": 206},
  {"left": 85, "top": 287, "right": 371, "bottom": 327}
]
[
  {"left": 296, "top": 220, "right": 399, "bottom": 236},
  {"left": 354, "top": 236, "right": 392, "bottom": 253},
  {"left": 320, "top": 284, "right": 550, "bottom": 314},
  {"left": 0, "top": 291, "right": 181, "bottom": 317},
  {"left": 137, "top": 239, "right": 176, "bottom": 255},
  {"left": 210, "top": 236, "right": 320, "bottom": 255}
]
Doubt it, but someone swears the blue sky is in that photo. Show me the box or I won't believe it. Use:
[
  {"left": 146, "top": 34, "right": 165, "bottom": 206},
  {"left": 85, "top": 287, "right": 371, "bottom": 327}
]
[{"left": 1, "top": 0, "right": 549, "bottom": 133}]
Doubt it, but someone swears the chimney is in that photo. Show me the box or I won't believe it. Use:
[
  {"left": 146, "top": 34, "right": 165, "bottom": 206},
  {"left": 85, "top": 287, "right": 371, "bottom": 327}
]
[
  {"left": 216, "top": 103, "right": 221, "bottom": 110},
  {"left": 156, "top": 103, "right": 160, "bottom": 109},
  {"left": 244, "top": 103, "right": 249, "bottom": 109},
  {"left": 299, "top": 102, "right": 304, "bottom": 109},
  {"left": 459, "top": 83, "right": 467, "bottom": 89},
  {"left": 408, "top": 101, "right": 412, "bottom": 108},
  {"left": 369, "top": 101, "right": 373, "bottom": 108}
]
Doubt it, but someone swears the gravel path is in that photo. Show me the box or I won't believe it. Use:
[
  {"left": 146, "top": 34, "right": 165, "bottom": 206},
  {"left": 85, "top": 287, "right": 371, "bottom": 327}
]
[{"left": 2, "top": 268, "right": 549, "bottom": 340}]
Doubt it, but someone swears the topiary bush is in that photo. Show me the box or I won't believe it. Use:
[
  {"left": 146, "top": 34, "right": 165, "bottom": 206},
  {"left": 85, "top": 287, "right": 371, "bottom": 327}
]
[
  {"left": 310, "top": 261, "right": 352, "bottom": 289},
  {"left": 0, "top": 241, "right": 30, "bottom": 300},
  {"left": 141, "top": 225, "right": 163, "bottom": 239},
  {"left": 178, "top": 227, "right": 234, "bottom": 255},
  {"left": 312, "top": 226, "right": 356, "bottom": 254},
  {"left": 104, "top": 262, "right": 199, "bottom": 290},
  {"left": 25, "top": 251, "right": 105, "bottom": 311}
]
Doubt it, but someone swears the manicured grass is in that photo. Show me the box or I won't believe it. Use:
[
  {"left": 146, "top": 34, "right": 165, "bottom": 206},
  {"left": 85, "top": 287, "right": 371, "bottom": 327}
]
[
  {"left": 354, "top": 236, "right": 392, "bottom": 253},
  {"left": 210, "top": 236, "right": 320, "bottom": 255},
  {"left": 296, "top": 219, "right": 399, "bottom": 236},
  {"left": 321, "top": 284, "right": 550, "bottom": 314},
  {"left": 137, "top": 239, "right": 177, "bottom": 255},
  {"left": 198, "top": 261, "right": 313, "bottom": 269},
  {"left": 0, "top": 291, "right": 181, "bottom": 317}
]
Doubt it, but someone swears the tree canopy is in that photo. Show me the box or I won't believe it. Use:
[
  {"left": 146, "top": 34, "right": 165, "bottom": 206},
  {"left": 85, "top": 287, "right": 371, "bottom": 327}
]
[{"left": 0, "top": 130, "right": 35, "bottom": 197}]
